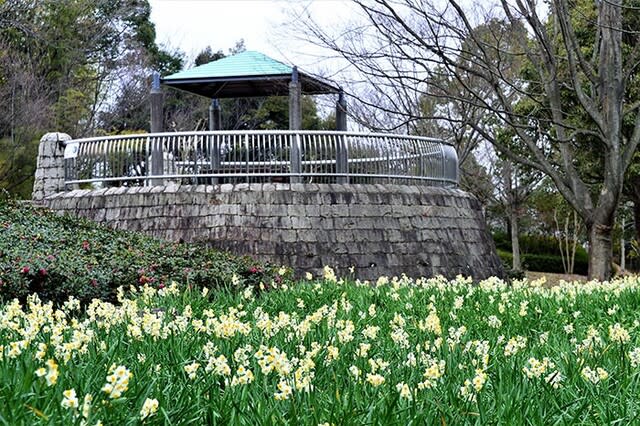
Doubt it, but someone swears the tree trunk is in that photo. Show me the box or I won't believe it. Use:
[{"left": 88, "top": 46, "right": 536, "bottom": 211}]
[
  {"left": 510, "top": 207, "right": 521, "bottom": 271},
  {"left": 635, "top": 200, "right": 640, "bottom": 244},
  {"left": 587, "top": 221, "right": 613, "bottom": 280},
  {"left": 633, "top": 184, "right": 640, "bottom": 244},
  {"left": 569, "top": 210, "right": 579, "bottom": 275}
]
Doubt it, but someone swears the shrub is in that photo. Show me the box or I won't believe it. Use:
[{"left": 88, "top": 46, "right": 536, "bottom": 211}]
[
  {"left": 496, "top": 248, "right": 588, "bottom": 275},
  {"left": 522, "top": 253, "right": 588, "bottom": 275},
  {"left": 493, "top": 232, "right": 589, "bottom": 274},
  {"left": 0, "top": 199, "right": 286, "bottom": 305}
]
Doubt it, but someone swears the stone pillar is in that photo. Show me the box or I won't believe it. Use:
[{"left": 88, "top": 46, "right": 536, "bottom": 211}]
[
  {"left": 336, "top": 90, "right": 348, "bottom": 184},
  {"left": 32, "top": 132, "right": 72, "bottom": 203},
  {"left": 289, "top": 67, "right": 301, "bottom": 130},
  {"left": 209, "top": 98, "right": 222, "bottom": 130}
]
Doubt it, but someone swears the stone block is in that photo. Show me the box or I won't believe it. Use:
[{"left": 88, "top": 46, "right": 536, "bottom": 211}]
[
  {"left": 291, "top": 216, "right": 312, "bottom": 229},
  {"left": 287, "top": 204, "right": 306, "bottom": 217},
  {"left": 305, "top": 205, "right": 320, "bottom": 217}
]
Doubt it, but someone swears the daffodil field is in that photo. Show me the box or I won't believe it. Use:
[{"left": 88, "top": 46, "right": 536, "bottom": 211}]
[{"left": 2, "top": 270, "right": 640, "bottom": 425}]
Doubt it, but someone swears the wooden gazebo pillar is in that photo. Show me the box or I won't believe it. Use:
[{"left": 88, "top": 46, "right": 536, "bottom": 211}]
[
  {"left": 289, "top": 67, "right": 302, "bottom": 183},
  {"left": 209, "top": 99, "right": 222, "bottom": 130},
  {"left": 289, "top": 67, "right": 302, "bottom": 130},
  {"left": 336, "top": 90, "right": 347, "bottom": 131},
  {"left": 150, "top": 72, "right": 164, "bottom": 185},
  {"left": 150, "top": 72, "right": 164, "bottom": 133}
]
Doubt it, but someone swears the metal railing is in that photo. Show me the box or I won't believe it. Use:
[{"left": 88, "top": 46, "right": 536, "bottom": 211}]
[{"left": 63, "top": 131, "right": 458, "bottom": 187}]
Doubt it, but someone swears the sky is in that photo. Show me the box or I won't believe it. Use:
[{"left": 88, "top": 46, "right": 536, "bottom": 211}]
[{"left": 149, "top": 0, "right": 355, "bottom": 73}]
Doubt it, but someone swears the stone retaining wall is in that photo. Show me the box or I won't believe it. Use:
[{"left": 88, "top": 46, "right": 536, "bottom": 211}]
[{"left": 42, "top": 183, "right": 503, "bottom": 281}]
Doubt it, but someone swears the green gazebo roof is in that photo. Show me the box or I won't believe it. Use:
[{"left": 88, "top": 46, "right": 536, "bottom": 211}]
[{"left": 161, "top": 50, "right": 340, "bottom": 98}]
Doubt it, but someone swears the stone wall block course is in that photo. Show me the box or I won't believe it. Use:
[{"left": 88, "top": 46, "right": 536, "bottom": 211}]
[
  {"left": 335, "top": 231, "right": 354, "bottom": 244},
  {"left": 319, "top": 218, "right": 336, "bottom": 231},
  {"left": 384, "top": 229, "right": 404, "bottom": 243},
  {"left": 319, "top": 204, "right": 347, "bottom": 218},
  {"left": 304, "top": 205, "right": 320, "bottom": 217},
  {"left": 297, "top": 230, "right": 317, "bottom": 243},
  {"left": 291, "top": 216, "right": 312, "bottom": 229},
  {"left": 332, "top": 217, "right": 357, "bottom": 230},
  {"left": 287, "top": 204, "right": 306, "bottom": 217}
]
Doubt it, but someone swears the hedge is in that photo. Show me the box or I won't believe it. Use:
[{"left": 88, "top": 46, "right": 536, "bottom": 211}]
[{"left": 497, "top": 249, "right": 588, "bottom": 275}]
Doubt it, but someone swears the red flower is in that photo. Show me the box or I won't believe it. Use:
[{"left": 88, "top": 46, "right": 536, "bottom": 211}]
[
  {"left": 90, "top": 279, "right": 97, "bottom": 287},
  {"left": 139, "top": 275, "right": 155, "bottom": 285},
  {"left": 39, "top": 268, "right": 48, "bottom": 277},
  {"left": 249, "top": 267, "right": 260, "bottom": 274},
  {"left": 158, "top": 283, "right": 165, "bottom": 289},
  {"left": 20, "top": 266, "right": 30, "bottom": 274}
]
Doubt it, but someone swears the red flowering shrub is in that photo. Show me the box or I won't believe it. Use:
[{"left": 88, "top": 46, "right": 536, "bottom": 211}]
[{"left": 0, "top": 199, "right": 286, "bottom": 305}]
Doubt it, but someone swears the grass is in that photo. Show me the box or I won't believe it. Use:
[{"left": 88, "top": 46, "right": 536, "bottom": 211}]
[{"left": 1, "top": 272, "right": 640, "bottom": 425}]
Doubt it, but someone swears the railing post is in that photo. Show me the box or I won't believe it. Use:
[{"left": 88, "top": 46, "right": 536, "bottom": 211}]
[
  {"left": 290, "top": 132, "right": 302, "bottom": 184},
  {"left": 192, "top": 135, "right": 199, "bottom": 184},
  {"left": 336, "top": 133, "right": 349, "bottom": 184},
  {"left": 439, "top": 143, "right": 446, "bottom": 188},
  {"left": 417, "top": 140, "right": 425, "bottom": 181},
  {"left": 245, "top": 133, "right": 250, "bottom": 184},
  {"left": 385, "top": 136, "right": 391, "bottom": 184},
  {"left": 442, "top": 144, "right": 459, "bottom": 187}
]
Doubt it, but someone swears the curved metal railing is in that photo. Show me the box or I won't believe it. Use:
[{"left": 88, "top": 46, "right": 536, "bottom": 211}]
[{"left": 63, "top": 131, "right": 458, "bottom": 187}]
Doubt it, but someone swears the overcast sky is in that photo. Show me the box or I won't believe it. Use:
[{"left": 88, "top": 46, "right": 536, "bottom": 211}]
[{"left": 149, "top": 0, "right": 355, "bottom": 72}]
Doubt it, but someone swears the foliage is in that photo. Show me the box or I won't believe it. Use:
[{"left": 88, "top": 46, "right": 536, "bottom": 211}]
[
  {"left": 494, "top": 232, "right": 586, "bottom": 258},
  {"left": 495, "top": 233, "right": 589, "bottom": 275},
  {"left": 2, "top": 273, "right": 640, "bottom": 424},
  {"left": 498, "top": 251, "right": 589, "bottom": 276},
  {"left": 0, "top": 0, "right": 181, "bottom": 198},
  {"left": 0, "top": 198, "right": 286, "bottom": 306}
]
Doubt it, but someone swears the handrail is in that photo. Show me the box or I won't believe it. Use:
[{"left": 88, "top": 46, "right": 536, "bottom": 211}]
[{"left": 63, "top": 130, "right": 458, "bottom": 188}]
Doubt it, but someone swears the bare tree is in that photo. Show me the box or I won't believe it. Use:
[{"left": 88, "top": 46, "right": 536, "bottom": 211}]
[
  {"left": 294, "top": 0, "right": 640, "bottom": 280},
  {"left": 0, "top": 41, "right": 52, "bottom": 196}
]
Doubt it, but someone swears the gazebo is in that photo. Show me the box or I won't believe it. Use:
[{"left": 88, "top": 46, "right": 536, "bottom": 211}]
[
  {"left": 31, "top": 51, "right": 503, "bottom": 282},
  {"left": 151, "top": 50, "right": 347, "bottom": 132}
]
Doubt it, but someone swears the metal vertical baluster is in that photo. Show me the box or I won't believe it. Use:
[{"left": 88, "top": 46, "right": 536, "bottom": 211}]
[{"left": 244, "top": 133, "right": 249, "bottom": 183}]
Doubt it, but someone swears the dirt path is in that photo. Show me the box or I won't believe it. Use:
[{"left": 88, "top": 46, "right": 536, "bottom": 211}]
[{"left": 525, "top": 271, "right": 588, "bottom": 286}]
